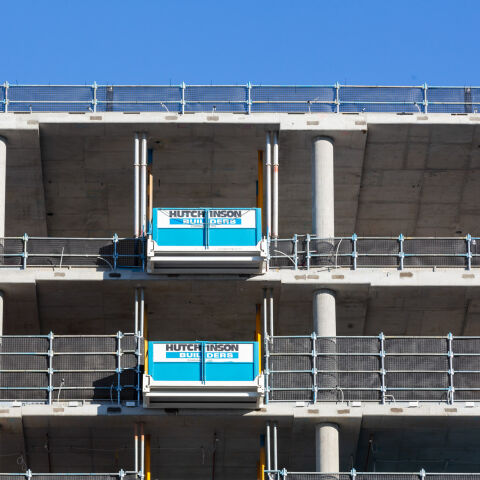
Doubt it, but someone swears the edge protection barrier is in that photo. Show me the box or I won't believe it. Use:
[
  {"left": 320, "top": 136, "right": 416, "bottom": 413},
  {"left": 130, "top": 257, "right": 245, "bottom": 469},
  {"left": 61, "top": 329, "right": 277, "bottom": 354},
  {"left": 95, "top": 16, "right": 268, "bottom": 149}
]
[
  {"left": 264, "top": 471, "right": 480, "bottom": 480},
  {"left": 2, "top": 83, "right": 480, "bottom": 113},
  {"left": 268, "top": 234, "right": 480, "bottom": 270},
  {"left": 0, "top": 332, "right": 142, "bottom": 405},
  {"left": 266, "top": 333, "right": 480, "bottom": 404}
]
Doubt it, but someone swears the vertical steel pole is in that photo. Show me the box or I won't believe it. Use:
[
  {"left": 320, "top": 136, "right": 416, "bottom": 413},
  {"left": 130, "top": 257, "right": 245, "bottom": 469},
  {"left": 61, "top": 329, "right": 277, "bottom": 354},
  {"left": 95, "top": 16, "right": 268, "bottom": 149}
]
[
  {"left": 352, "top": 233, "right": 357, "bottom": 270},
  {"left": 273, "top": 422, "right": 278, "bottom": 472},
  {"left": 117, "top": 331, "right": 122, "bottom": 404},
  {"left": 398, "top": 234, "right": 404, "bottom": 270},
  {"left": 423, "top": 83, "right": 428, "bottom": 114},
  {"left": 263, "top": 288, "right": 270, "bottom": 404},
  {"left": 335, "top": 82, "right": 340, "bottom": 113},
  {"left": 467, "top": 234, "right": 472, "bottom": 271},
  {"left": 140, "top": 288, "right": 145, "bottom": 338},
  {"left": 141, "top": 133, "right": 147, "bottom": 236},
  {"left": 448, "top": 332, "right": 454, "bottom": 404},
  {"left": 269, "top": 288, "right": 274, "bottom": 339},
  {"left": 134, "top": 424, "right": 139, "bottom": 475},
  {"left": 379, "top": 332, "right": 386, "bottom": 405},
  {"left": 247, "top": 82, "right": 252, "bottom": 114},
  {"left": 181, "top": 82, "right": 186, "bottom": 114},
  {"left": 140, "top": 423, "right": 145, "bottom": 480},
  {"left": 93, "top": 81, "right": 97, "bottom": 113},
  {"left": 23, "top": 233, "right": 28, "bottom": 269},
  {"left": 272, "top": 131, "right": 279, "bottom": 240},
  {"left": 312, "top": 332, "right": 317, "bottom": 403},
  {"left": 134, "top": 288, "right": 139, "bottom": 335},
  {"left": 3, "top": 82, "right": 8, "bottom": 113},
  {"left": 266, "top": 422, "right": 271, "bottom": 473},
  {"left": 265, "top": 132, "right": 272, "bottom": 238},
  {"left": 48, "top": 332, "right": 54, "bottom": 405},
  {"left": 134, "top": 134, "right": 140, "bottom": 237}
]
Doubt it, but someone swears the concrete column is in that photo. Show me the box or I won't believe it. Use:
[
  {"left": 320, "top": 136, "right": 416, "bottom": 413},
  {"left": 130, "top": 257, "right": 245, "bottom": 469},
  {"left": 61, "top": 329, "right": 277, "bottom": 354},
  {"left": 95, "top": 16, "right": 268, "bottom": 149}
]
[
  {"left": 312, "top": 137, "right": 334, "bottom": 237},
  {"left": 0, "top": 137, "right": 6, "bottom": 239},
  {"left": 313, "top": 289, "right": 336, "bottom": 336},
  {"left": 315, "top": 423, "right": 339, "bottom": 472}
]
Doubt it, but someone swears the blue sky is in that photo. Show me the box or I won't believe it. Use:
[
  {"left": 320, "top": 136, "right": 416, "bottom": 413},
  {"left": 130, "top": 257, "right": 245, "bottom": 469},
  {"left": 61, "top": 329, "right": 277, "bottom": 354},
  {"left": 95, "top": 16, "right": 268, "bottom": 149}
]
[{"left": 3, "top": 0, "right": 478, "bottom": 85}]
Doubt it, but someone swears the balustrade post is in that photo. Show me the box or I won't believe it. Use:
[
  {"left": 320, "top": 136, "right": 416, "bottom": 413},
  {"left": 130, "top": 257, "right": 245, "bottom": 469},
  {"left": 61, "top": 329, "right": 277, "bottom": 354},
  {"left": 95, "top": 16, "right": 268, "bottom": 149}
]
[
  {"left": 350, "top": 468, "right": 357, "bottom": 480},
  {"left": 247, "top": 82, "right": 252, "bottom": 114},
  {"left": 447, "top": 332, "right": 455, "bottom": 404},
  {"left": 398, "top": 233, "right": 404, "bottom": 270},
  {"left": 117, "top": 331, "right": 123, "bottom": 404},
  {"left": 181, "top": 82, "right": 186, "bottom": 114},
  {"left": 306, "top": 234, "right": 311, "bottom": 270},
  {"left": 423, "top": 83, "right": 428, "bottom": 114},
  {"left": 92, "top": 81, "right": 97, "bottom": 113},
  {"left": 113, "top": 233, "right": 118, "bottom": 270},
  {"left": 335, "top": 82, "right": 340, "bottom": 113},
  {"left": 352, "top": 233, "right": 357, "bottom": 270},
  {"left": 312, "top": 331, "right": 317, "bottom": 403},
  {"left": 25, "top": 469, "right": 32, "bottom": 480},
  {"left": 379, "top": 332, "right": 386, "bottom": 404},
  {"left": 48, "top": 331, "right": 54, "bottom": 405},
  {"left": 23, "top": 233, "right": 29, "bottom": 269},
  {"left": 466, "top": 234, "right": 472, "bottom": 270},
  {"left": 3, "top": 81, "right": 8, "bottom": 113},
  {"left": 420, "top": 468, "right": 426, "bottom": 480},
  {"left": 293, "top": 234, "right": 298, "bottom": 270}
]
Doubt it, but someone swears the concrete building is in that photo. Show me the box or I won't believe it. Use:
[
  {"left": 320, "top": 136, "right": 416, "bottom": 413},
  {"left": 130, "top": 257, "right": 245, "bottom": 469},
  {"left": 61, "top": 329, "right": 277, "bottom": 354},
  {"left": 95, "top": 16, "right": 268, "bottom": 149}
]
[{"left": 1, "top": 84, "right": 480, "bottom": 480}]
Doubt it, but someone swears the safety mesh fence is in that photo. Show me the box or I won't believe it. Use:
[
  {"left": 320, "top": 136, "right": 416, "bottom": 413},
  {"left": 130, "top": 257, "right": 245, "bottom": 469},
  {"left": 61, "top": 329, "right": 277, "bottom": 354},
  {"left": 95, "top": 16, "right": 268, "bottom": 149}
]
[
  {"left": 267, "top": 335, "right": 480, "bottom": 403},
  {"left": 266, "top": 474, "right": 480, "bottom": 480},
  {"left": 269, "top": 236, "right": 473, "bottom": 270},
  {"left": 0, "top": 334, "right": 141, "bottom": 404},
  {"left": 3, "top": 84, "right": 480, "bottom": 113},
  {"left": 0, "top": 237, "right": 144, "bottom": 269},
  {"left": 0, "top": 474, "right": 137, "bottom": 480}
]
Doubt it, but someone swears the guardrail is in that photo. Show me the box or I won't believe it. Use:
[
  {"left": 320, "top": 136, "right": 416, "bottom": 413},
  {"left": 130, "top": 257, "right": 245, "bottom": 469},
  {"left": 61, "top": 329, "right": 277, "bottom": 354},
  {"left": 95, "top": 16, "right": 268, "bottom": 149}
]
[
  {"left": 268, "top": 235, "right": 480, "bottom": 270},
  {"left": 0, "top": 332, "right": 141, "bottom": 404},
  {"left": 265, "top": 334, "right": 480, "bottom": 404},
  {"left": 0, "top": 235, "right": 144, "bottom": 270},
  {"left": 1, "top": 83, "right": 479, "bottom": 114},
  {"left": 0, "top": 473, "right": 138, "bottom": 480},
  {"left": 264, "top": 471, "right": 480, "bottom": 480}
]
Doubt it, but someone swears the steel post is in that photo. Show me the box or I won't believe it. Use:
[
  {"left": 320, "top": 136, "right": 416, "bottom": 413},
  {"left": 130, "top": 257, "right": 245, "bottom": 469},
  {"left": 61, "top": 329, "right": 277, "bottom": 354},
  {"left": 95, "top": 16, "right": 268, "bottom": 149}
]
[
  {"left": 134, "top": 134, "right": 140, "bottom": 237},
  {"left": 272, "top": 131, "right": 279, "bottom": 239},
  {"left": 265, "top": 132, "right": 272, "bottom": 237},
  {"left": 140, "top": 133, "right": 147, "bottom": 236}
]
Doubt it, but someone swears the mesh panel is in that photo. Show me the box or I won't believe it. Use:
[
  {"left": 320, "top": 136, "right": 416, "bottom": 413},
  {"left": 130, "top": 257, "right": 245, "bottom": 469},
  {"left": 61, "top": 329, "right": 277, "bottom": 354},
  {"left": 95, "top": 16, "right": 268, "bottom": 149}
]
[
  {"left": 54, "top": 336, "right": 117, "bottom": 352},
  {"left": 404, "top": 239, "right": 467, "bottom": 267},
  {"left": 0, "top": 337, "right": 48, "bottom": 352},
  {"left": 356, "top": 238, "right": 399, "bottom": 267},
  {"left": 269, "top": 239, "right": 299, "bottom": 268},
  {"left": 333, "top": 337, "right": 379, "bottom": 354},
  {"left": 271, "top": 337, "right": 311, "bottom": 354},
  {"left": 0, "top": 238, "right": 24, "bottom": 266},
  {"left": 340, "top": 86, "right": 424, "bottom": 112},
  {"left": 386, "top": 338, "right": 447, "bottom": 353},
  {"left": 271, "top": 355, "right": 311, "bottom": 371},
  {"left": 309, "top": 239, "right": 352, "bottom": 267},
  {"left": 428, "top": 87, "right": 480, "bottom": 113},
  {"left": 453, "top": 338, "right": 480, "bottom": 354},
  {"left": 387, "top": 372, "right": 448, "bottom": 389}
]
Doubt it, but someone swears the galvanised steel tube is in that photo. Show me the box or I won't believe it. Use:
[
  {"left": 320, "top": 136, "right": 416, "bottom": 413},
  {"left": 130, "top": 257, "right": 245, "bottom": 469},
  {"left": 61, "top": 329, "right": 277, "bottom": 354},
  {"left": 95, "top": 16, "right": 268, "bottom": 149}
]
[
  {"left": 269, "top": 288, "right": 274, "bottom": 339},
  {"left": 0, "top": 137, "right": 6, "bottom": 240},
  {"left": 134, "top": 424, "right": 138, "bottom": 474},
  {"left": 273, "top": 421, "right": 278, "bottom": 471},
  {"left": 134, "top": 134, "right": 140, "bottom": 238},
  {"left": 141, "top": 133, "right": 148, "bottom": 236},
  {"left": 140, "top": 423, "right": 145, "bottom": 479},
  {"left": 265, "top": 132, "right": 272, "bottom": 237},
  {"left": 140, "top": 288, "right": 145, "bottom": 338},
  {"left": 272, "top": 131, "right": 279, "bottom": 239},
  {"left": 266, "top": 421, "right": 271, "bottom": 473}
]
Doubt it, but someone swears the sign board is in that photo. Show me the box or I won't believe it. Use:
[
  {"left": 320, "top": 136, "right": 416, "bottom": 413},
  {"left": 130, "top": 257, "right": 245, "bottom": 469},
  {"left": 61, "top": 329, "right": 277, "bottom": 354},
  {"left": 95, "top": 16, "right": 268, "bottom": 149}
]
[
  {"left": 156, "top": 209, "right": 257, "bottom": 229},
  {"left": 153, "top": 342, "right": 254, "bottom": 363}
]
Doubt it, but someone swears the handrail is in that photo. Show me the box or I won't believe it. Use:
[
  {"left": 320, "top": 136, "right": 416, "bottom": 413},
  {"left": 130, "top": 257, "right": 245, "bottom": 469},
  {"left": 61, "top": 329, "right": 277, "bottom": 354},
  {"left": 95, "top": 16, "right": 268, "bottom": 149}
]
[
  {"left": 0, "top": 331, "right": 142, "bottom": 405},
  {"left": 2, "top": 83, "right": 480, "bottom": 113},
  {"left": 268, "top": 234, "right": 479, "bottom": 270},
  {"left": 266, "top": 333, "right": 480, "bottom": 405}
]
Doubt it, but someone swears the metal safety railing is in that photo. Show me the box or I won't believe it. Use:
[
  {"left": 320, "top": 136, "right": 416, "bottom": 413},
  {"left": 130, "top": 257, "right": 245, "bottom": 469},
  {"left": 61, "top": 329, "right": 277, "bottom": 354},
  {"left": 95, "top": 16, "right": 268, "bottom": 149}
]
[
  {"left": 1, "top": 83, "right": 480, "bottom": 114},
  {"left": 0, "top": 235, "right": 144, "bottom": 270},
  {"left": 264, "top": 471, "right": 480, "bottom": 480},
  {"left": 0, "top": 332, "right": 142, "bottom": 404},
  {"left": 268, "top": 235, "right": 480, "bottom": 270},
  {"left": 0, "top": 473, "right": 139, "bottom": 480},
  {"left": 265, "top": 334, "right": 480, "bottom": 404}
]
